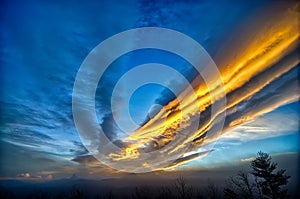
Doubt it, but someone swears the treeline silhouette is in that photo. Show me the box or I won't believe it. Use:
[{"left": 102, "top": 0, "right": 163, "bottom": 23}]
[{"left": 0, "top": 151, "right": 291, "bottom": 199}]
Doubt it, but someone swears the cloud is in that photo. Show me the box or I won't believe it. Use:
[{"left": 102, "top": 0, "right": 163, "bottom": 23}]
[
  {"left": 240, "top": 157, "right": 255, "bottom": 162},
  {"left": 17, "top": 173, "right": 30, "bottom": 178},
  {"left": 1, "top": 0, "right": 299, "bottom": 176},
  {"left": 221, "top": 102, "right": 299, "bottom": 142},
  {"left": 163, "top": 150, "right": 214, "bottom": 169},
  {"left": 1, "top": 0, "right": 140, "bottom": 159},
  {"left": 45, "top": 174, "right": 53, "bottom": 180},
  {"left": 109, "top": 2, "right": 299, "bottom": 170},
  {"left": 72, "top": 155, "right": 100, "bottom": 167}
]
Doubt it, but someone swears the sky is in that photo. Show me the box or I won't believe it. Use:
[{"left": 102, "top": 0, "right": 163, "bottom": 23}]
[{"left": 0, "top": 0, "right": 299, "bottom": 182}]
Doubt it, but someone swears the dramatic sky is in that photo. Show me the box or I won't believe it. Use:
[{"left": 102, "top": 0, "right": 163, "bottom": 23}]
[{"left": 0, "top": 0, "right": 299, "bottom": 181}]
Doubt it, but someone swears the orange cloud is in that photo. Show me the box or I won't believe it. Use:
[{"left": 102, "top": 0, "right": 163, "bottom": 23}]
[{"left": 107, "top": 2, "right": 299, "bottom": 170}]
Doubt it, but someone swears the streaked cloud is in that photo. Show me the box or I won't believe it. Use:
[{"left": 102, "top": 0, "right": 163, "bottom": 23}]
[
  {"left": 0, "top": 0, "right": 298, "bottom": 177},
  {"left": 108, "top": 1, "right": 299, "bottom": 170}
]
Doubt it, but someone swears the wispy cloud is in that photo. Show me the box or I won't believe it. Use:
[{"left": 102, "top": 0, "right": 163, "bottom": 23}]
[
  {"left": 1, "top": 0, "right": 299, "bottom": 177},
  {"left": 109, "top": 2, "right": 299, "bottom": 170}
]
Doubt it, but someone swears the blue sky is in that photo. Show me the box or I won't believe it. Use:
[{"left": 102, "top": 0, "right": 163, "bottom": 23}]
[{"left": 0, "top": 0, "right": 299, "bottom": 179}]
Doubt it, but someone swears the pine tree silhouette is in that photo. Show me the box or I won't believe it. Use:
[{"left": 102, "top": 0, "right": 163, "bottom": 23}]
[{"left": 251, "top": 151, "right": 290, "bottom": 199}]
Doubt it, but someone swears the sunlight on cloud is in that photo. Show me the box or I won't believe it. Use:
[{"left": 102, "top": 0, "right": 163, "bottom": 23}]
[
  {"left": 108, "top": 2, "right": 299, "bottom": 169},
  {"left": 222, "top": 104, "right": 299, "bottom": 142},
  {"left": 1, "top": 1, "right": 299, "bottom": 176}
]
